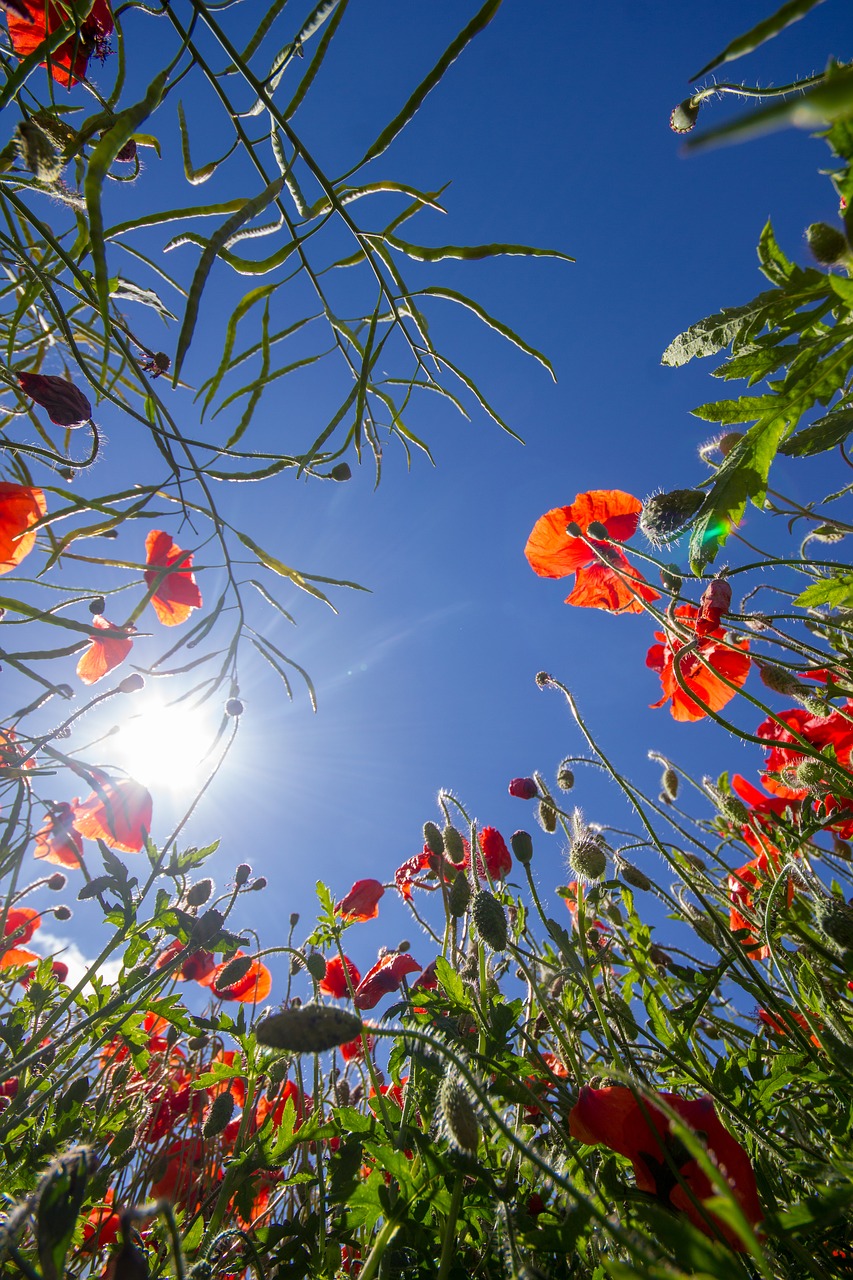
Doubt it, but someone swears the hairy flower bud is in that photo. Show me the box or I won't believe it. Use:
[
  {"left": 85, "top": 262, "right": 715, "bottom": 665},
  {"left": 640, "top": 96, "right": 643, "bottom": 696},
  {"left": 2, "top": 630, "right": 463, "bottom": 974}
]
[
  {"left": 439, "top": 1074, "right": 480, "bottom": 1153},
  {"left": 18, "top": 372, "right": 92, "bottom": 427},
  {"left": 806, "top": 222, "right": 849, "bottom": 267},
  {"left": 443, "top": 825, "right": 465, "bottom": 863},
  {"left": 471, "top": 889, "right": 508, "bottom": 951},
  {"left": 15, "top": 120, "right": 62, "bottom": 182},
  {"left": 815, "top": 897, "right": 853, "bottom": 950},
  {"left": 757, "top": 661, "right": 807, "bottom": 698},
  {"left": 47, "top": 873, "right": 66, "bottom": 891},
  {"left": 640, "top": 489, "right": 705, "bottom": 545},
  {"left": 88, "top": 596, "right": 105, "bottom": 615},
  {"left": 704, "top": 780, "right": 749, "bottom": 826},
  {"left": 669, "top": 96, "right": 701, "bottom": 133},
  {"left": 186, "top": 879, "right": 213, "bottom": 907},
  {"left": 510, "top": 830, "right": 533, "bottom": 865},
  {"left": 537, "top": 797, "right": 558, "bottom": 834},
  {"left": 118, "top": 673, "right": 144, "bottom": 694},
  {"left": 203, "top": 1089, "right": 234, "bottom": 1137},
  {"left": 251, "top": 877, "right": 267, "bottom": 891},
  {"left": 618, "top": 860, "right": 651, "bottom": 891},
  {"left": 567, "top": 834, "right": 607, "bottom": 883},
  {"left": 217, "top": 954, "right": 252, "bottom": 989},
  {"left": 234, "top": 863, "right": 251, "bottom": 886},
  {"left": 661, "top": 766, "right": 679, "bottom": 802},
  {"left": 448, "top": 871, "right": 471, "bottom": 918},
  {"left": 556, "top": 762, "right": 575, "bottom": 791},
  {"left": 53, "top": 905, "right": 71, "bottom": 921},
  {"left": 256, "top": 1002, "right": 363, "bottom": 1053},
  {"left": 423, "top": 821, "right": 444, "bottom": 857}
]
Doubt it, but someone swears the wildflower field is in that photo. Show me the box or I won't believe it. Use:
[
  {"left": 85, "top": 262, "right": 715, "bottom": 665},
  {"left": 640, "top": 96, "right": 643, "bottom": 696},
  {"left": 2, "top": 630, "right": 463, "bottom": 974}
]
[{"left": 2, "top": 0, "right": 853, "bottom": 1277}]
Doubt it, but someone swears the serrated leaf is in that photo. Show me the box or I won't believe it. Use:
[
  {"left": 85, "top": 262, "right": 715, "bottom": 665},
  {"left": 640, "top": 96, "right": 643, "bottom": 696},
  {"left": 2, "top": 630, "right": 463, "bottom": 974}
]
[
  {"left": 661, "top": 289, "right": 782, "bottom": 366},
  {"left": 692, "top": 0, "right": 827, "bottom": 78},
  {"left": 691, "top": 394, "right": 778, "bottom": 424},
  {"left": 779, "top": 408, "right": 853, "bottom": 456},
  {"left": 757, "top": 219, "right": 794, "bottom": 285},
  {"left": 795, "top": 573, "right": 853, "bottom": 609}
]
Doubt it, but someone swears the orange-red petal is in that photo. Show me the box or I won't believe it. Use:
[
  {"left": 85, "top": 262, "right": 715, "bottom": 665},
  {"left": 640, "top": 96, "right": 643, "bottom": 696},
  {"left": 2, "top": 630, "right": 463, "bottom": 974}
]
[
  {"left": 76, "top": 615, "right": 133, "bottom": 685},
  {"left": 144, "top": 530, "right": 202, "bottom": 627},
  {"left": 565, "top": 556, "right": 660, "bottom": 614},
  {"left": 0, "top": 483, "right": 47, "bottom": 574},
  {"left": 73, "top": 771, "right": 152, "bottom": 853},
  {"left": 524, "top": 491, "right": 642, "bottom": 580}
]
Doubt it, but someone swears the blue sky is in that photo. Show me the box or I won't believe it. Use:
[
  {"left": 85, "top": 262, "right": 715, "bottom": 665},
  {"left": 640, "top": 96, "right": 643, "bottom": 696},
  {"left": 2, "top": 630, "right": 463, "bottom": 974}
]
[{"left": 14, "top": 0, "right": 849, "bottom": 985}]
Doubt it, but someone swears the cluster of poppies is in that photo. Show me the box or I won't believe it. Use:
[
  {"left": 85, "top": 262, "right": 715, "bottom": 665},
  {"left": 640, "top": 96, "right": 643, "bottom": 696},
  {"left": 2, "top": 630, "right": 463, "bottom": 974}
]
[
  {"left": 524, "top": 489, "right": 750, "bottom": 722},
  {"left": 0, "top": 904, "right": 68, "bottom": 986}
]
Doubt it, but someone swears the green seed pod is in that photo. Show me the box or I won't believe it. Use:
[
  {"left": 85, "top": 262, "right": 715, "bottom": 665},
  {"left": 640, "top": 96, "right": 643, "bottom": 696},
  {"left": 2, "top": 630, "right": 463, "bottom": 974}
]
[
  {"left": 640, "top": 489, "right": 705, "bottom": 546},
  {"left": 15, "top": 121, "right": 62, "bottom": 182},
  {"left": 510, "top": 830, "right": 533, "bottom": 865},
  {"left": 472, "top": 890, "right": 508, "bottom": 951},
  {"left": 443, "top": 825, "right": 465, "bottom": 863},
  {"left": 448, "top": 870, "right": 471, "bottom": 917},
  {"left": 669, "top": 96, "right": 701, "bottom": 133},
  {"left": 568, "top": 835, "right": 607, "bottom": 883},
  {"left": 815, "top": 897, "right": 853, "bottom": 950},
  {"left": 757, "top": 661, "right": 807, "bottom": 699},
  {"left": 662, "top": 767, "right": 679, "bottom": 802},
  {"left": 438, "top": 1074, "right": 480, "bottom": 1153},
  {"left": 256, "top": 1003, "right": 364, "bottom": 1053},
  {"left": 186, "top": 878, "right": 213, "bottom": 907},
  {"left": 304, "top": 953, "right": 328, "bottom": 982},
  {"left": 423, "top": 821, "right": 444, "bottom": 857},
  {"left": 537, "top": 798, "right": 558, "bottom": 834},
  {"left": 556, "top": 763, "right": 575, "bottom": 791},
  {"left": 203, "top": 1089, "right": 235, "bottom": 1138},
  {"left": 619, "top": 861, "right": 651, "bottom": 892},
  {"left": 806, "top": 222, "right": 849, "bottom": 267}
]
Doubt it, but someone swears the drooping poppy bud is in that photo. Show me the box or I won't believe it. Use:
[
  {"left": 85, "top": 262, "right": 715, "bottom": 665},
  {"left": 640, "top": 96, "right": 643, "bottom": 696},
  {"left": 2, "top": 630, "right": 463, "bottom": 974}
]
[
  {"left": 639, "top": 489, "right": 704, "bottom": 546},
  {"left": 15, "top": 120, "right": 62, "bottom": 182},
  {"left": 806, "top": 222, "right": 849, "bottom": 267},
  {"left": 537, "top": 798, "right": 558, "bottom": 833},
  {"left": 18, "top": 372, "right": 91, "bottom": 426},
  {"left": 256, "top": 1003, "right": 364, "bottom": 1053},
  {"left": 508, "top": 776, "right": 537, "bottom": 799},
  {"left": 669, "top": 97, "right": 701, "bottom": 133},
  {"left": 510, "top": 830, "right": 533, "bottom": 865},
  {"left": 203, "top": 1090, "right": 234, "bottom": 1137},
  {"left": 618, "top": 860, "right": 651, "bottom": 891},
  {"left": 556, "top": 763, "right": 575, "bottom": 791}
]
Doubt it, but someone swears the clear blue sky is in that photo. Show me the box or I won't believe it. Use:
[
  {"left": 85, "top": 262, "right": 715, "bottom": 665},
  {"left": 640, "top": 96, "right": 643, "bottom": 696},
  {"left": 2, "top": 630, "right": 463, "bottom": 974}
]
[{"left": 21, "top": 0, "right": 848, "bottom": 985}]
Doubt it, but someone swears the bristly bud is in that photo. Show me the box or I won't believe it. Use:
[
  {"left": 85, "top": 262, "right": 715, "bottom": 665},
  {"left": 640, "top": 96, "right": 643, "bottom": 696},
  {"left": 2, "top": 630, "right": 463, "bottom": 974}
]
[
  {"left": 251, "top": 877, "right": 267, "bottom": 891},
  {"left": 815, "top": 896, "right": 853, "bottom": 950},
  {"left": 47, "top": 873, "right": 66, "bottom": 891},
  {"left": 618, "top": 860, "right": 651, "bottom": 892},
  {"left": 17, "top": 371, "right": 92, "bottom": 428},
  {"left": 217, "top": 954, "right": 252, "bottom": 988},
  {"left": 106, "top": 1232, "right": 150, "bottom": 1280},
  {"left": 423, "top": 821, "right": 444, "bottom": 857},
  {"left": 640, "top": 489, "right": 705, "bottom": 545},
  {"left": 330, "top": 463, "right": 352, "bottom": 481},
  {"left": 806, "top": 222, "right": 849, "bottom": 267},
  {"left": 796, "top": 758, "right": 830, "bottom": 796},
  {"left": 537, "top": 797, "right": 558, "bottom": 833},
  {"left": 448, "top": 871, "right": 471, "bottom": 918},
  {"left": 304, "top": 952, "right": 327, "bottom": 981},
  {"left": 225, "top": 698, "right": 244, "bottom": 717},
  {"left": 471, "top": 889, "right": 508, "bottom": 951},
  {"left": 186, "top": 878, "right": 213, "bottom": 907},
  {"left": 89, "top": 596, "right": 105, "bottom": 615},
  {"left": 438, "top": 1074, "right": 480, "bottom": 1153},
  {"left": 203, "top": 1089, "right": 235, "bottom": 1138},
  {"left": 586, "top": 521, "right": 609, "bottom": 540},
  {"left": 508, "top": 776, "right": 537, "bottom": 800},
  {"left": 15, "top": 120, "right": 62, "bottom": 182},
  {"left": 256, "top": 1002, "right": 363, "bottom": 1053},
  {"left": 510, "top": 830, "right": 533, "bottom": 865},
  {"left": 567, "top": 835, "right": 607, "bottom": 883},
  {"left": 718, "top": 432, "right": 744, "bottom": 457},
  {"left": 661, "top": 766, "right": 679, "bottom": 802},
  {"left": 443, "top": 825, "right": 465, "bottom": 863},
  {"left": 289, "top": 912, "right": 300, "bottom": 928},
  {"left": 669, "top": 96, "right": 701, "bottom": 133},
  {"left": 234, "top": 863, "right": 251, "bottom": 886},
  {"left": 556, "top": 762, "right": 575, "bottom": 791},
  {"left": 756, "top": 661, "right": 810, "bottom": 700},
  {"left": 535, "top": 670, "right": 552, "bottom": 688},
  {"left": 704, "top": 780, "right": 749, "bottom": 826}
]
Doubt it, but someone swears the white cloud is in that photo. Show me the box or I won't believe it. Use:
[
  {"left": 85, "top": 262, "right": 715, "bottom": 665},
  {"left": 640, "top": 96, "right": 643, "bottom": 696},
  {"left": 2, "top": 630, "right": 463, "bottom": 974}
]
[{"left": 33, "top": 929, "right": 123, "bottom": 990}]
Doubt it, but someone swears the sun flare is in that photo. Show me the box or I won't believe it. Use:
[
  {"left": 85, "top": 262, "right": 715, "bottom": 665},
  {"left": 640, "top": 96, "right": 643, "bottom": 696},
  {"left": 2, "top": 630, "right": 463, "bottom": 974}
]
[{"left": 114, "top": 703, "right": 214, "bottom": 790}]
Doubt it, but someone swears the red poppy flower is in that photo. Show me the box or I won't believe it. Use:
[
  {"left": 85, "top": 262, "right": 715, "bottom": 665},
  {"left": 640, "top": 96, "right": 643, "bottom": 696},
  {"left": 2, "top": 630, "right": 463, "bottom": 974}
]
[
  {"left": 341, "top": 1032, "right": 374, "bottom": 1063},
  {"left": 524, "top": 490, "right": 659, "bottom": 615},
  {"left": 155, "top": 939, "right": 216, "bottom": 986},
  {"left": 150, "top": 1137, "right": 207, "bottom": 1205},
  {"left": 411, "top": 958, "right": 439, "bottom": 992},
  {"left": 319, "top": 954, "right": 361, "bottom": 998},
  {"left": 6, "top": 0, "right": 113, "bottom": 88},
  {"left": 144, "top": 530, "right": 202, "bottom": 627},
  {"left": 569, "top": 1085, "right": 762, "bottom": 1251},
  {"left": 647, "top": 604, "right": 750, "bottom": 722},
  {"left": 0, "top": 946, "right": 40, "bottom": 970},
  {"left": 758, "top": 1007, "right": 821, "bottom": 1049},
  {"left": 336, "top": 878, "right": 384, "bottom": 921},
  {"left": 756, "top": 705, "right": 853, "bottom": 801},
  {"left": 83, "top": 1189, "right": 121, "bottom": 1250},
  {"left": 211, "top": 951, "right": 272, "bottom": 1003},
  {"left": 478, "top": 827, "right": 512, "bottom": 880},
  {"left": 254, "top": 1078, "right": 305, "bottom": 1132},
  {"left": 730, "top": 775, "right": 796, "bottom": 859},
  {"left": 76, "top": 615, "right": 134, "bottom": 685},
  {"left": 395, "top": 840, "right": 469, "bottom": 900},
  {"left": 354, "top": 952, "right": 421, "bottom": 1010},
  {"left": 73, "top": 770, "right": 152, "bottom": 853},
  {"left": 509, "top": 777, "right": 538, "bottom": 799},
  {"left": 0, "top": 482, "right": 47, "bottom": 575},
  {"left": 33, "top": 802, "right": 84, "bottom": 868},
  {"left": 728, "top": 848, "right": 793, "bottom": 959},
  {"left": 2, "top": 906, "right": 39, "bottom": 947}
]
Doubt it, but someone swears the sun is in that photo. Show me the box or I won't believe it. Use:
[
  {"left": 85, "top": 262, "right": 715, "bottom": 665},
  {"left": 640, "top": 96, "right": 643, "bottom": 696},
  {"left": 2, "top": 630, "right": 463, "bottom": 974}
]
[{"left": 113, "top": 702, "right": 215, "bottom": 790}]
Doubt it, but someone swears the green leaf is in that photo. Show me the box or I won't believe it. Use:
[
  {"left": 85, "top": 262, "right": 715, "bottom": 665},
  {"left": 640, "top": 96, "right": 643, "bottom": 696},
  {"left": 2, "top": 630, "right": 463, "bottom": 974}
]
[
  {"left": 661, "top": 290, "right": 782, "bottom": 366},
  {"left": 691, "top": 394, "right": 777, "bottom": 424},
  {"left": 757, "top": 219, "right": 794, "bottom": 285},
  {"left": 795, "top": 572, "right": 853, "bottom": 609},
  {"left": 689, "top": 415, "right": 789, "bottom": 569},
  {"left": 434, "top": 956, "right": 468, "bottom": 1007},
  {"left": 692, "top": 0, "right": 827, "bottom": 77},
  {"left": 779, "top": 407, "right": 853, "bottom": 456},
  {"left": 383, "top": 232, "right": 573, "bottom": 265}
]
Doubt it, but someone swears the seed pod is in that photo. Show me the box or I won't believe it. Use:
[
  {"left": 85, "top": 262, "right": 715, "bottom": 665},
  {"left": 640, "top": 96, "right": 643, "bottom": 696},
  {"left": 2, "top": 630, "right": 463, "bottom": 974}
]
[
  {"left": 556, "top": 763, "right": 575, "bottom": 791},
  {"left": 18, "top": 372, "right": 92, "bottom": 427},
  {"left": 537, "top": 798, "right": 558, "bottom": 834},
  {"left": 471, "top": 890, "right": 508, "bottom": 951},
  {"left": 186, "top": 878, "right": 213, "bottom": 907},
  {"left": 669, "top": 96, "right": 701, "bottom": 133},
  {"left": 815, "top": 897, "right": 853, "bottom": 950},
  {"left": 448, "top": 870, "right": 471, "bottom": 917},
  {"left": 256, "top": 1003, "right": 364, "bottom": 1053},
  {"left": 443, "top": 825, "right": 465, "bottom": 863},
  {"left": 661, "top": 766, "right": 679, "bottom": 802},
  {"left": 639, "top": 489, "right": 704, "bottom": 545},
  {"left": 806, "top": 222, "right": 849, "bottom": 267},
  {"left": 568, "top": 833, "right": 607, "bottom": 883},
  {"left": 203, "top": 1089, "right": 235, "bottom": 1138},
  {"left": 438, "top": 1074, "right": 480, "bottom": 1153},
  {"left": 619, "top": 861, "right": 651, "bottom": 892},
  {"left": 510, "top": 830, "right": 533, "bottom": 865},
  {"left": 423, "top": 821, "right": 444, "bottom": 857}
]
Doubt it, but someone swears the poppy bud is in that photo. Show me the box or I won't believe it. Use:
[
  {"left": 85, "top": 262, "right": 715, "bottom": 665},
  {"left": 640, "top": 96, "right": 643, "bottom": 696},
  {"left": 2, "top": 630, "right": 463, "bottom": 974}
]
[
  {"left": 304, "top": 953, "right": 327, "bottom": 981},
  {"left": 704, "top": 781, "right": 749, "bottom": 826},
  {"left": 815, "top": 897, "right": 853, "bottom": 950},
  {"left": 290, "top": 912, "right": 300, "bottom": 927},
  {"left": 225, "top": 697, "right": 243, "bottom": 717},
  {"left": 235, "top": 863, "right": 251, "bottom": 886},
  {"left": 669, "top": 96, "right": 701, "bottom": 133},
  {"left": 556, "top": 763, "right": 575, "bottom": 791},
  {"left": 15, "top": 121, "right": 62, "bottom": 182},
  {"left": 471, "top": 889, "right": 508, "bottom": 951},
  {"left": 439, "top": 1074, "right": 480, "bottom": 1153},
  {"left": 443, "top": 825, "right": 465, "bottom": 863},
  {"left": 796, "top": 758, "right": 830, "bottom": 795},
  {"left": 756, "top": 661, "right": 805, "bottom": 698},
  {"left": 535, "top": 671, "right": 552, "bottom": 688},
  {"left": 47, "top": 873, "right": 66, "bottom": 891},
  {"left": 510, "top": 830, "right": 533, "bottom": 865},
  {"left": 567, "top": 834, "right": 606, "bottom": 883},
  {"left": 256, "top": 1002, "right": 364, "bottom": 1053},
  {"left": 89, "top": 596, "right": 105, "bottom": 615},
  {"left": 660, "top": 765, "right": 679, "bottom": 801},
  {"left": 448, "top": 870, "right": 471, "bottom": 917},
  {"left": 508, "top": 777, "right": 537, "bottom": 799},
  {"left": 203, "top": 1089, "right": 235, "bottom": 1137},
  {"left": 586, "top": 521, "right": 609, "bottom": 540},
  {"left": 216, "top": 955, "right": 252, "bottom": 989},
  {"left": 618, "top": 860, "right": 651, "bottom": 891},
  {"left": 330, "top": 463, "right": 352, "bottom": 481},
  {"left": 115, "top": 140, "right": 137, "bottom": 163},
  {"left": 186, "top": 878, "right": 213, "bottom": 907},
  {"left": 118, "top": 674, "right": 144, "bottom": 694},
  {"left": 423, "top": 821, "right": 444, "bottom": 857},
  {"left": 251, "top": 877, "right": 267, "bottom": 891},
  {"left": 537, "top": 798, "right": 558, "bottom": 834},
  {"left": 17, "top": 372, "right": 92, "bottom": 427},
  {"left": 54, "top": 905, "right": 72, "bottom": 921},
  {"left": 639, "top": 489, "right": 704, "bottom": 545},
  {"left": 806, "top": 222, "right": 849, "bottom": 267}
]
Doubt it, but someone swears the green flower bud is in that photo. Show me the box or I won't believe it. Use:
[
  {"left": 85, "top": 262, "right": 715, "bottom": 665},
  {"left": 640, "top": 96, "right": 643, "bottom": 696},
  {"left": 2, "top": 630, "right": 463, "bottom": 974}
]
[
  {"left": 537, "top": 798, "right": 558, "bottom": 834},
  {"left": 556, "top": 762, "right": 575, "bottom": 791},
  {"left": 448, "top": 870, "right": 471, "bottom": 917},
  {"left": 619, "top": 861, "right": 651, "bottom": 891},
  {"left": 806, "top": 222, "right": 849, "bottom": 267},
  {"left": 203, "top": 1089, "right": 235, "bottom": 1137},
  {"left": 330, "top": 463, "right": 352, "bottom": 481},
  {"left": 15, "top": 121, "right": 62, "bottom": 182},
  {"left": 472, "top": 889, "right": 508, "bottom": 951},
  {"left": 439, "top": 1074, "right": 480, "bottom": 1153},
  {"left": 186, "top": 878, "right": 213, "bottom": 907},
  {"left": 443, "top": 825, "right": 466, "bottom": 863},
  {"left": 304, "top": 953, "right": 328, "bottom": 981},
  {"left": 669, "top": 97, "right": 701, "bottom": 133},
  {"left": 256, "top": 1003, "right": 364, "bottom": 1053},
  {"left": 568, "top": 834, "right": 607, "bottom": 883},
  {"left": 510, "top": 830, "right": 533, "bottom": 865},
  {"left": 815, "top": 897, "right": 853, "bottom": 950},
  {"left": 640, "top": 489, "right": 705, "bottom": 545},
  {"left": 216, "top": 955, "right": 252, "bottom": 988},
  {"left": 423, "top": 821, "right": 444, "bottom": 857},
  {"left": 661, "top": 766, "right": 679, "bottom": 802}
]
